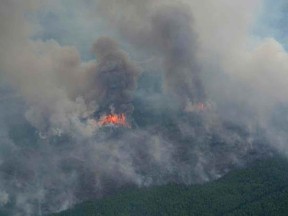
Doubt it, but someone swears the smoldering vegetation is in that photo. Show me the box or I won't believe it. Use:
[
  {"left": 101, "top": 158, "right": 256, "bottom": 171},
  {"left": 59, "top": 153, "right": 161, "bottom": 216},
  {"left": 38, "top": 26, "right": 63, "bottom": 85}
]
[{"left": 0, "top": 0, "right": 286, "bottom": 216}]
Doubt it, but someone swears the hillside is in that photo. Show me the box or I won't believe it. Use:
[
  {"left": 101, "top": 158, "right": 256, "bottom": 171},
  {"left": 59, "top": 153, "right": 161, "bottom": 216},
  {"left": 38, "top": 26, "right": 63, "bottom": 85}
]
[{"left": 52, "top": 156, "right": 288, "bottom": 216}]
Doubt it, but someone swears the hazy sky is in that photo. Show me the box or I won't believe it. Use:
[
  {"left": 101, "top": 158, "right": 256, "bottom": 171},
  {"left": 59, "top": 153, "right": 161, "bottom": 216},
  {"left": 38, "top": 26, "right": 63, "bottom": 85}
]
[{"left": 26, "top": 0, "right": 286, "bottom": 60}]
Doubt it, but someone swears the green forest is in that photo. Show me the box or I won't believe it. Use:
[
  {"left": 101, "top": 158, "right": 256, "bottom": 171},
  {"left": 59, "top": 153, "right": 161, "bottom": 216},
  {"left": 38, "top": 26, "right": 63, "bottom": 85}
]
[{"left": 52, "top": 156, "right": 288, "bottom": 216}]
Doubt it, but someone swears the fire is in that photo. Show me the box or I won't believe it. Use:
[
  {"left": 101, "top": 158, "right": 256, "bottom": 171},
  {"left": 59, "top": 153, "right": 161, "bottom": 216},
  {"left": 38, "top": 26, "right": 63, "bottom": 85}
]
[
  {"left": 98, "top": 113, "right": 130, "bottom": 127},
  {"left": 195, "top": 103, "right": 206, "bottom": 111},
  {"left": 185, "top": 101, "right": 209, "bottom": 112}
]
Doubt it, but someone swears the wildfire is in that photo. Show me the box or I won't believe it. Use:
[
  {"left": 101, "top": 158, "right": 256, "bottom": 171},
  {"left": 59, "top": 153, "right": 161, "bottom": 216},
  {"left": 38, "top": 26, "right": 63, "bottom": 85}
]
[
  {"left": 185, "top": 101, "right": 209, "bottom": 112},
  {"left": 98, "top": 113, "right": 130, "bottom": 127},
  {"left": 195, "top": 103, "right": 206, "bottom": 111}
]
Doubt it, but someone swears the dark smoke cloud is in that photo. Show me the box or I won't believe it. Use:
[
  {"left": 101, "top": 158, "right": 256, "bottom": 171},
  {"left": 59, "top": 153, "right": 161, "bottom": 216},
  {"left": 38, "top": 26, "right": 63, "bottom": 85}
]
[
  {"left": 88, "top": 37, "right": 139, "bottom": 114},
  {"left": 94, "top": 2, "right": 206, "bottom": 107},
  {"left": 150, "top": 5, "right": 206, "bottom": 105}
]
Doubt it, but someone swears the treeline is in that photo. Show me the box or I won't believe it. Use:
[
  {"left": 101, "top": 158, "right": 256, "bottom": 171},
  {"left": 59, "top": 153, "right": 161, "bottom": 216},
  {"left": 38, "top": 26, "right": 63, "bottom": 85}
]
[{"left": 53, "top": 156, "right": 288, "bottom": 216}]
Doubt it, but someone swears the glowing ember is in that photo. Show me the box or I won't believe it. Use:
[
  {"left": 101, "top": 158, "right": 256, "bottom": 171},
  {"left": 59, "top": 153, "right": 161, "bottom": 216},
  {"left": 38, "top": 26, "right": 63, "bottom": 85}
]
[
  {"left": 98, "top": 113, "right": 130, "bottom": 127},
  {"left": 195, "top": 103, "right": 206, "bottom": 111},
  {"left": 185, "top": 101, "right": 209, "bottom": 112}
]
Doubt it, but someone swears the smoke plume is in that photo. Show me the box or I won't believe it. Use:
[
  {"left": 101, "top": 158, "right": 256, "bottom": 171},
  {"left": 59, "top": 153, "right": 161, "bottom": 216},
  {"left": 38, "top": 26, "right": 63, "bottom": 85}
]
[
  {"left": 88, "top": 37, "right": 139, "bottom": 115},
  {"left": 94, "top": 1, "right": 206, "bottom": 106}
]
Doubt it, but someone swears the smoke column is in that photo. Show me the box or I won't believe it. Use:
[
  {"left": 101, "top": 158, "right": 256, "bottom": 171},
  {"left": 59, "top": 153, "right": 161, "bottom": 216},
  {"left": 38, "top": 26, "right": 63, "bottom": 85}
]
[
  {"left": 88, "top": 37, "right": 139, "bottom": 115},
  {"left": 94, "top": 2, "right": 206, "bottom": 107}
]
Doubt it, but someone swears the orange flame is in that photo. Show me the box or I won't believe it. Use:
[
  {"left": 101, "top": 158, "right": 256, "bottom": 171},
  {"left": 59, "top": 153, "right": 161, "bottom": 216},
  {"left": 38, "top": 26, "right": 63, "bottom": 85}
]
[
  {"left": 98, "top": 113, "right": 130, "bottom": 127},
  {"left": 195, "top": 103, "right": 206, "bottom": 111},
  {"left": 185, "top": 102, "right": 209, "bottom": 113}
]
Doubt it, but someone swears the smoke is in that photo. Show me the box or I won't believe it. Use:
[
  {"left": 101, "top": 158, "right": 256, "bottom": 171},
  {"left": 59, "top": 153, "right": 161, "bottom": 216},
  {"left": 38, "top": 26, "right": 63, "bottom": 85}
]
[
  {"left": 88, "top": 37, "right": 139, "bottom": 115},
  {"left": 0, "top": 0, "right": 287, "bottom": 215},
  {"left": 93, "top": 1, "right": 206, "bottom": 106},
  {"left": 151, "top": 5, "right": 206, "bottom": 105}
]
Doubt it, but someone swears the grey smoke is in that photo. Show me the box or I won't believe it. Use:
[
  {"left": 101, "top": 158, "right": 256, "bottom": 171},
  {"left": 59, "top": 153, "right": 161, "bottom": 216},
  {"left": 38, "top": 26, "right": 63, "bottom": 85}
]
[
  {"left": 151, "top": 5, "right": 206, "bottom": 105},
  {"left": 94, "top": 2, "right": 206, "bottom": 106},
  {"left": 88, "top": 37, "right": 139, "bottom": 114}
]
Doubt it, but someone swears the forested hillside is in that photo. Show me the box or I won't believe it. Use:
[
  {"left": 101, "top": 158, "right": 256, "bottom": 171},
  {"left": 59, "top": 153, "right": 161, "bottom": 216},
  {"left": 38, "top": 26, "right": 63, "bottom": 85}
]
[{"left": 53, "top": 156, "right": 288, "bottom": 216}]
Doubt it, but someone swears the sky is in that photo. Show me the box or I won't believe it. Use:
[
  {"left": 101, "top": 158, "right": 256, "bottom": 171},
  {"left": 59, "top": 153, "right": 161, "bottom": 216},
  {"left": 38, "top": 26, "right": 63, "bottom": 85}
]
[
  {"left": 255, "top": 0, "right": 288, "bottom": 47},
  {"left": 30, "top": 0, "right": 288, "bottom": 58},
  {"left": 19, "top": 0, "right": 288, "bottom": 101}
]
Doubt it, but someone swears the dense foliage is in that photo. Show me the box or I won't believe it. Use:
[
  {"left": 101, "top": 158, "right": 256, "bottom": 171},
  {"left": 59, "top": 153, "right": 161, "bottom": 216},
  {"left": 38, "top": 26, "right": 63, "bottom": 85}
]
[{"left": 53, "top": 156, "right": 288, "bottom": 216}]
